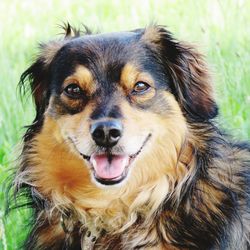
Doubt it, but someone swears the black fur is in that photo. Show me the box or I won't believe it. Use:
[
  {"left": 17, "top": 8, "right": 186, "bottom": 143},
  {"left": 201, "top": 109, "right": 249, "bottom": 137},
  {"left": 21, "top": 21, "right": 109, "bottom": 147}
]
[{"left": 9, "top": 24, "right": 250, "bottom": 250}]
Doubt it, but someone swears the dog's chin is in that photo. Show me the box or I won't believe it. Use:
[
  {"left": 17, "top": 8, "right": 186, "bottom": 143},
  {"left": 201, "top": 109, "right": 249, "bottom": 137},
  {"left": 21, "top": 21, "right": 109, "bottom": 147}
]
[{"left": 81, "top": 134, "right": 152, "bottom": 186}]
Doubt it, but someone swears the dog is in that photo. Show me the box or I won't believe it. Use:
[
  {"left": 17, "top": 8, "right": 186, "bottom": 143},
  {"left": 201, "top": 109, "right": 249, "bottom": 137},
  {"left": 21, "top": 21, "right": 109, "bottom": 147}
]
[{"left": 12, "top": 24, "right": 250, "bottom": 249}]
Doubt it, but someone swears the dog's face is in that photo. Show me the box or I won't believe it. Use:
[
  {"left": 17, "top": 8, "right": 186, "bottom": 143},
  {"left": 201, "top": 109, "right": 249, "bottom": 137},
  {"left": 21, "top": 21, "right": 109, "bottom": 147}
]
[{"left": 21, "top": 26, "right": 217, "bottom": 194}]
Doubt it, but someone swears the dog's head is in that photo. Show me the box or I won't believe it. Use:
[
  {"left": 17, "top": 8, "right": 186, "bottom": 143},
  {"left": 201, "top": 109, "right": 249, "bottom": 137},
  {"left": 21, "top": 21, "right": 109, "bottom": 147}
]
[{"left": 20, "top": 25, "right": 217, "bottom": 194}]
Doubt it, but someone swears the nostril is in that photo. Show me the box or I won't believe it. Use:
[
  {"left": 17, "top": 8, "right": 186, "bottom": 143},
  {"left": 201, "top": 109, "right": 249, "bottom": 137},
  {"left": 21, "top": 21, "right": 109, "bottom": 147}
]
[
  {"left": 109, "top": 129, "right": 121, "bottom": 140},
  {"left": 92, "top": 127, "right": 105, "bottom": 141}
]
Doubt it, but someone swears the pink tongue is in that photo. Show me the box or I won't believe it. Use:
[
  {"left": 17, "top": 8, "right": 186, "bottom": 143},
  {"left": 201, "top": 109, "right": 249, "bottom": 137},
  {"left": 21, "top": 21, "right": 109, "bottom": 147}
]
[{"left": 90, "top": 154, "right": 129, "bottom": 179}]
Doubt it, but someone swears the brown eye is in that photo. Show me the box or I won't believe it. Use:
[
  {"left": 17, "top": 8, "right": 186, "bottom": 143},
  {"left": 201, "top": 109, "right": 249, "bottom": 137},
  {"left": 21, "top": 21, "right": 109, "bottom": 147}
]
[
  {"left": 64, "top": 84, "right": 83, "bottom": 98},
  {"left": 132, "top": 81, "right": 150, "bottom": 94}
]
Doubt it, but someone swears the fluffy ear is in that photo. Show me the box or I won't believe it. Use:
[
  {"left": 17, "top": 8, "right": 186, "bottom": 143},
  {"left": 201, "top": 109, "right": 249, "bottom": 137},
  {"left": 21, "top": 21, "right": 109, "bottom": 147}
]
[
  {"left": 143, "top": 26, "right": 218, "bottom": 121},
  {"left": 19, "top": 40, "right": 64, "bottom": 116},
  {"left": 19, "top": 23, "right": 85, "bottom": 116}
]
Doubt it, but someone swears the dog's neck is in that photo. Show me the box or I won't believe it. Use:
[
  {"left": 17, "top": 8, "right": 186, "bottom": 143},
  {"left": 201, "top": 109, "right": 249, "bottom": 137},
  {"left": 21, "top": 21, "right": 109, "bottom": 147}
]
[{"left": 60, "top": 212, "right": 104, "bottom": 249}]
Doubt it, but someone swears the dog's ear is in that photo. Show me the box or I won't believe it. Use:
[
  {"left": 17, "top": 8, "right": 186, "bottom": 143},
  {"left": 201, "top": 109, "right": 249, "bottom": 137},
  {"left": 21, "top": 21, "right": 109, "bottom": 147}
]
[
  {"left": 19, "top": 40, "right": 64, "bottom": 116},
  {"left": 143, "top": 26, "right": 218, "bottom": 121},
  {"left": 19, "top": 23, "right": 85, "bottom": 116}
]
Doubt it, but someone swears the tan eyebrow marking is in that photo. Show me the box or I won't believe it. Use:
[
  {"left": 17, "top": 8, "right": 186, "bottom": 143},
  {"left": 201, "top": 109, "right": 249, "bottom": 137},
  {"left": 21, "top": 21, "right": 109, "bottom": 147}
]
[
  {"left": 120, "top": 63, "right": 155, "bottom": 92},
  {"left": 63, "top": 65, "right": 96, "bottom": 94}
]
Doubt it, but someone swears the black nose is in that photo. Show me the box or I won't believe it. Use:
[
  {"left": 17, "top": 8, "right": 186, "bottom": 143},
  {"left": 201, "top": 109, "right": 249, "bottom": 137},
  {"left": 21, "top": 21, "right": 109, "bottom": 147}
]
[{"left": 90, "top": 120, "right": 122, "bottom": 147}]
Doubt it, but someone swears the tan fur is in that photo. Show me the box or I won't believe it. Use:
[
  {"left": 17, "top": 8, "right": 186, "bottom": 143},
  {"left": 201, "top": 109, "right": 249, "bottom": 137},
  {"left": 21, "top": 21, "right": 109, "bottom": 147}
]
[
  {"left": 41, "top": 40, "right": 66, "bottom": 65},
  {"left": 16, "top": 25, "right": 250, "bottom": 249},
  {"left": 63, "top": 65, "right": 96, "bottom": 94},
  {"left": 121, "top": 63, "right": 155, "bottom": 89},
  {"left": 37, "top": 217, "right": 64, "bottom": 248},
  {"left": 141, "top": 26, "right": 162, "bottom": 45},
  {"left": 19, "top": 85, "right": 196, "bottom": 247}
]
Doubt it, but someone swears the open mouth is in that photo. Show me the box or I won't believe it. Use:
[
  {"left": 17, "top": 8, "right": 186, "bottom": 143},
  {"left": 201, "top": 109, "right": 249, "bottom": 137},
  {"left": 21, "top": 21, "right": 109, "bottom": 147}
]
[
  {"left": 90, "top": 154, "right": 130, "bottom": 185},
  {"left": 81, "top": 134, "right": 151, "bottom": 185}
]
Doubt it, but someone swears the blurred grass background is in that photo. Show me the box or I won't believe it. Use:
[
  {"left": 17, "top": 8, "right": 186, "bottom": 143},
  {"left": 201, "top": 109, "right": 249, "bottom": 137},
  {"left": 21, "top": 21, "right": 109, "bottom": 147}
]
[{"left": 0, "top": 0, "right": 249, "bottom": 249}]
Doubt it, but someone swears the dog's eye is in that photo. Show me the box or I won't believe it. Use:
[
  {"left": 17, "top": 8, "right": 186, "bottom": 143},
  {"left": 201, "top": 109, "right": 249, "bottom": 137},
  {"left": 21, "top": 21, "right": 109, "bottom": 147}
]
[
  {"left": 64, "top": 84, "right": 83, "bottom": 98},
  {"left": 132, "top": 82, "right": 150, "bottom": 94}
]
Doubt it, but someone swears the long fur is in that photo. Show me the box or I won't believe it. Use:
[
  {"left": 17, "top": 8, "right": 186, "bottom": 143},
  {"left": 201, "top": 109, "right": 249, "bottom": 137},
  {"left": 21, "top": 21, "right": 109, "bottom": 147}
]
[{"left": 9, "top": 24, "right": 250, "bottom": 250}]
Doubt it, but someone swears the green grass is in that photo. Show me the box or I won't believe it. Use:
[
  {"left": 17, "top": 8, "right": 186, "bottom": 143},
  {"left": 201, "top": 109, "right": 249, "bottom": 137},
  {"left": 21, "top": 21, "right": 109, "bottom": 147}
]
[{"left": 0, "top": 0, "right": 250, "bottom": 249}]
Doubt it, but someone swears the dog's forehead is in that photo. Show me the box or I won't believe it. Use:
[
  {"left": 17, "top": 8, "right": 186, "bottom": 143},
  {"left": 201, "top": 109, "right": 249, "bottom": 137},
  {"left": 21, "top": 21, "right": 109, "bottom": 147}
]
[
  {"left": 61, "top": 31, "right": 143, "bottom": 62},
  {"left": 52, "top": 30, "right": 154, "bottom": 84}
]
